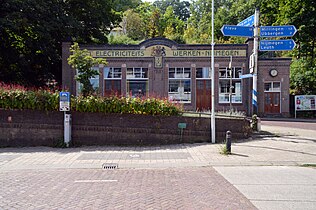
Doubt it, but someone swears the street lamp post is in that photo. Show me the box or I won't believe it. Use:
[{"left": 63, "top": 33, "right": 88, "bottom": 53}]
[
  {"left": 229, "top": 56, "right": 233, "bottom": 115},
  {"left": 211, "top": 0, "right": 216, "bottom": 143}
]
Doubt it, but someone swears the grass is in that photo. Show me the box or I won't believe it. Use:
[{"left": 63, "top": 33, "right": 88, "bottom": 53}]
[{"left": 219, "top": 144, "right": 231, "bottom": 155}]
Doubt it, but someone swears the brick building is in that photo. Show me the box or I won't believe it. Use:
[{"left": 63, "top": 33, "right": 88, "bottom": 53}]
[{"left": 62, "top": 38, "right": 291, "bottom": 117}]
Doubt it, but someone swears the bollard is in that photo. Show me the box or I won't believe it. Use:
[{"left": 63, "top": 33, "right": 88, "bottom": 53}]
[{"left": 226, "top": 131, "right": 231, "bottom": 154}]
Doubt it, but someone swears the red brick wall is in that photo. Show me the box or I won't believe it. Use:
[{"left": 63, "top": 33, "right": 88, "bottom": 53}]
[{"left": 0, "top": 110, "right": 251, "bottom": 147}]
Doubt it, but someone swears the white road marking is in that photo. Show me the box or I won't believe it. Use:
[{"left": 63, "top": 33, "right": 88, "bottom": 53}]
[{"left": 74, "top": 180, "right": 118, "bottom": 183}]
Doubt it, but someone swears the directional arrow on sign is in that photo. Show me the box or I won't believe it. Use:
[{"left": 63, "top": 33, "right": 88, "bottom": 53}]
[
  {"left": 221, "top": 25, "right": 253, "bottom": 37},
  {"left": 260, "top": 25, "right": 297, "bottom": 37},
  {"left": 237, "top": 14, "right": 255, "bottom": 27},
  {"left": 259, "top": 39, "right": 296, "bottom": 51}
]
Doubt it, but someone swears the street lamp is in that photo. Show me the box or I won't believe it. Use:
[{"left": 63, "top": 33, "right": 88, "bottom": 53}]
[{"left": 211, "top": 0, "right": 215, "bottom": 143}]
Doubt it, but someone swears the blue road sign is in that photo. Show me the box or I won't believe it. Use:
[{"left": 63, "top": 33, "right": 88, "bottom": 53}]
[
  {"left": 260, "top": 25, "right": 297, "bottom": 37},
  {"left": 221, "top": 25, "right": 253, "bottom": 37},
  {"left": 237, "top": 14, "right": 255, "bottom": 27},
  {"left": 60, "top": 92, "right": 70, "bottom": 111},
  {"left": 60, "top": 92, "right": 70, "bottom": 102},
  {"left": 259, "top": 39, "right": 296, "bottom": 51},
  {"left": 240, "top": 74, "right": 253, "bottom": 79}
]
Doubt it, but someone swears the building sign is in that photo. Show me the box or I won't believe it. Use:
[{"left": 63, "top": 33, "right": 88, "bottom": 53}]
[
  {"left": 90, "top": 45, "right": 246, "bottom": 58},
  {"left": 295, "top": 95, "right": 316, "bottom": 111}
]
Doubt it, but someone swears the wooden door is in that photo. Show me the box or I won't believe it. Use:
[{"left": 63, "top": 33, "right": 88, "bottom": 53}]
[
  {"left": 196, "top": 80, "right": 211, "bottom": 111},
  {"left": 264, "top": 92, "right": 280, "bottom": 113}
]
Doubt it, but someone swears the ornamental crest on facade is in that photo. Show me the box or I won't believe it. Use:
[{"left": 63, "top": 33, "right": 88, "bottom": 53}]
[{"left": 151, "top": 46, "right": 166, "bottom": 68}]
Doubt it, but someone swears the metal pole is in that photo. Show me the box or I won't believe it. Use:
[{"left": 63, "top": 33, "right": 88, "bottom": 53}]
[
  {"left": 229, "top": 56, "right": 233, "bottom": 114},
  {"left": 252, "top": 8, "right": 259, "bottom": 115},
  {"left": 211, "top": 0, "right": 216, "bottom": 143}
]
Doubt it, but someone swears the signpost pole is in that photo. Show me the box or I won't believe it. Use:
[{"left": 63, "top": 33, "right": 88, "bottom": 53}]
[
  {"left": 60, "top": 92, "right": 71, "bottom": 147},
  {"left": 211, "top": 0, "right": 216, "bottom": 144},
  {"left": 252, "top": 8, "right": 259, "bottom": 115},
  {"left": 229, "top": 56, "right": 233, "bottom": 114}
]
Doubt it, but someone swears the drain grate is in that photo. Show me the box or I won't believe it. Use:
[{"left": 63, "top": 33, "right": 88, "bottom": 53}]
[{"left": 102, "top": 163, "right": 118, "bottom": 170}]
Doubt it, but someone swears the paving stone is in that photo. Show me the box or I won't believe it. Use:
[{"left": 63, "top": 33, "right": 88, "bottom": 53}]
[{"left": 0, "top": 168, "right": 256, "bottom": 210}]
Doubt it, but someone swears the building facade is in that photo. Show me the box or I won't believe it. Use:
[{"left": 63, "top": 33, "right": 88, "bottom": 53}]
[{"left": 62, "top": 38, "right": 291, "bottom": 117}]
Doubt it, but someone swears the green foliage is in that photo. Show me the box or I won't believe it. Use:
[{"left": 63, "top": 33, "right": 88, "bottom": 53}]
[
  {"left": 73, "top": 95, "right": 182, "bottom": 116},
  {"left": 290, "top": 58, "right": 316, "bottom": 94},
  {"left": 108, "top": 34, "right": 141, "bottom": 45},
  {"left": 153, "top": 0, "right": 191, "bottom": 21},
  {"left": 220, "top": 144, "right": 230, "bottom": 155},
  {"left": 0, "top": 0, "right": 120, "bottom": 86},
  {"left": 0, "top": 84, "right": 182, "bottom": 116},
  {"left": 123, "top": 9, "right": 146, "bottom": 40},
  {"left": 148, "top": 8, "right": 164, "bottom": 38},
  {"left": 0, "top": 84, "right": 59, "bottom": 111},
  {"left": 251, "top": 114, "right": 258, "bottom": 131},
  {"left": 113, "top": 0, "right": 142, "bottom": 12},
  {"left": 67, "top": 43, "right": 107, "bottom": 97}
]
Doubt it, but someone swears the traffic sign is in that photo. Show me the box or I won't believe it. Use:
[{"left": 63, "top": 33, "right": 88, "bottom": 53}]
[
  {"left": 259, "top": 39, "right": 296, "bottom": 51},
  {"left": 60, "top": 92, "right": 70, "bottom": 111},
  {"left": 240, "top": 74, "right": 253, "bottom": 79},
  {"left": 237, "top": 14, "right": 255, "bottom": 27},
  {"left": 221, "top": 25, "right": 253, "bottom": 37},
  {"left": 260, "top": 25, "right": 297, "bottom": 37}
]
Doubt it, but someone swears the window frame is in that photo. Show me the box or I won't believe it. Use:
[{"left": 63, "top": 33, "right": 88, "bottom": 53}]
[
  {"left": 168, "top": 67, "right": 192, "bottom": 103},
  {"left": 196, "top": 67, "right": 212, "bottom": 80},
  {"left": 218, "top": 67, "right": 243, "bottom": 104},
  {"left": 126, "top": 67, "right": 149, "bottom": 97}
]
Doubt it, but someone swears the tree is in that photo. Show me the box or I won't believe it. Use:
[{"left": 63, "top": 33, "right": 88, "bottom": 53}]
[
  {"left": 67, "top": 43, "right": 107, "bottom": 96},
  {"left": 122, "top": 9, "right": 145, "bottom": 40},
  {"left": 153, "top": 0, "right": 191, "bottom": 21},
  {"left": 113, "top": 0, "right": 142, "bottom": 12},
  {"left": 0, "top": 0, "right": 120, "bottom": 87},
  {"left": 162, "top": 6, "right": 185, "bottom": 43},
  {"left": 290, "top": 58, "right": 316, "bottom": 95},
  {"left": 148, "top": 8, "right": 163, "bottom": 38}
]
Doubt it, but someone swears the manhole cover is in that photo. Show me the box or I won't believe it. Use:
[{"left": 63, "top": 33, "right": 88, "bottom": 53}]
[{"left": 102, "top": 163, "right": 118, "bottom": 169}]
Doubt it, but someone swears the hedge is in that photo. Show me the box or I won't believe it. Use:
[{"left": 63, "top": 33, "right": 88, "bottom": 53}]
[{"left": 0, "top": 83, "right": 182, "bottom": 116}]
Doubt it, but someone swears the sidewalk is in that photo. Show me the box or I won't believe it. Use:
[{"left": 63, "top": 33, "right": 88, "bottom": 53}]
[
  {"left": 0, "top": 125, "right": 315, "bottom": 210},
  {"left": 0, "top": 125, "right": 315, "bottom": 171}
]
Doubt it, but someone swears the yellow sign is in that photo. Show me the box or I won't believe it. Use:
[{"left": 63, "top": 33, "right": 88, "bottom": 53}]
[{"left": 90, "top": 45, "right": 246, "bottom": 58}]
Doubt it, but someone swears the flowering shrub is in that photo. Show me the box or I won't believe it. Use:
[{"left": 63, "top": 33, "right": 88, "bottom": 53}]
[{"left": 0, "top": 83, "right": 182, "bottom": 116}]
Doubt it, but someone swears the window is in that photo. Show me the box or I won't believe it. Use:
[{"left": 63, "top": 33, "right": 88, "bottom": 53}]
[
  {"left": 126, "top": 67, "right": 148, "bottom": 97},
  {"left": 196, "top": 67, "right": 211, "bottom": 79},
  {"left": 168, "top": 68, "right": 191, "bottom": 103},
  {"left": 104, "top": 67, "right": 121, "bottom": 96},
  {"left": 104, "top": 67, "right": 122, "bottom": 79},
  {"left": 76, "top": 67, "right": 100, "bottom": 95},
  {"left": 127, "top": 68, "right": 148, "bottom": 79},
  {"left": 264, "top": 82, "right": 281, "bottom": 92},
  {"left": 218, "top": 67, "right": 242, "bottom": 103}
]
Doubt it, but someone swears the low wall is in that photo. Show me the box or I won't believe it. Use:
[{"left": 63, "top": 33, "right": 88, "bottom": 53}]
[{"left": 0, "top": 110, "right": 251, "bottom": 147}]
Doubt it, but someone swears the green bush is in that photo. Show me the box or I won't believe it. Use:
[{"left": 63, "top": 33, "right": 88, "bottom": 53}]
[{"left": 0, "top": 83, "right": 182, "bottom": 116}]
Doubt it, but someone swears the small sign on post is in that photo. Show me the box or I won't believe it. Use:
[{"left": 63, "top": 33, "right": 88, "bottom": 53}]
[{"left": 59, "top": 92, "right": 70, "bottom": 111}]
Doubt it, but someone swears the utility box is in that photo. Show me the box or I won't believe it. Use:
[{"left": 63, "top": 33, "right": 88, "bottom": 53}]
[{"left": 64, "top": 114, "right": 71, "bottom": 146}]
